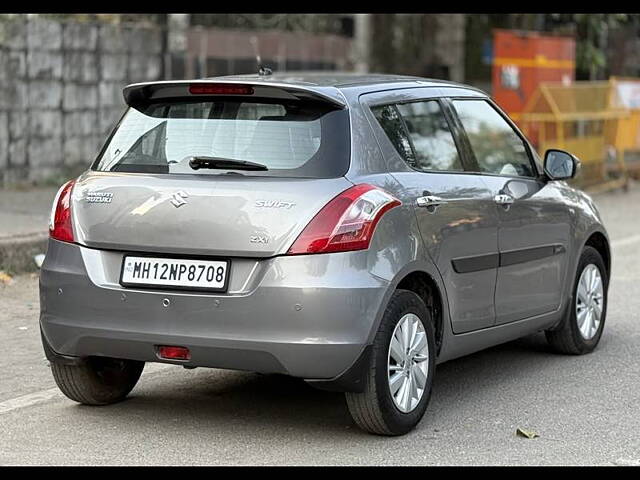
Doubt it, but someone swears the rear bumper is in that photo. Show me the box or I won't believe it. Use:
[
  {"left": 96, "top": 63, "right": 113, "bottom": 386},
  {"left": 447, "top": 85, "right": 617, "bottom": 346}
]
[{"left": 39, "top": 239, "right": 388, "bottom": 381}]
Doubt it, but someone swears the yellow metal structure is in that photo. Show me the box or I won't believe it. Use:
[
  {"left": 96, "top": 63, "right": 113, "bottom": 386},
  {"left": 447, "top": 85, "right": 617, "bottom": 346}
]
[
  {"left": 518, "top": 80, "right": 633, "bottom": 187},
  {"left": 608, "top": 77, "right": 640, "bottom": 162}
]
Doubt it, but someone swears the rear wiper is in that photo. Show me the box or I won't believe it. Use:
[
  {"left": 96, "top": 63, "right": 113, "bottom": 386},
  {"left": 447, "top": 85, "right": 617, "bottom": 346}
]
[{"left": 187, "top": 156, "right": 268, "bottom": 171}]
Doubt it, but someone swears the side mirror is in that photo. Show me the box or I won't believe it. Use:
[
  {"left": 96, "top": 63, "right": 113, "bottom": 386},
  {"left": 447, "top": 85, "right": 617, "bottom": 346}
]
[{"left": 544, "top": 149, "right": 580, "bottom": 180}]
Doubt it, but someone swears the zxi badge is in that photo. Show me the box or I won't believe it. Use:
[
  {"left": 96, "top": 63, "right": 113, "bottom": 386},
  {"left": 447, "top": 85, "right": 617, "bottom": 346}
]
[
  {"left": 170, "top": 191, "right": 189, "bottom": 208},
  {"left": 250, "top": 235, "right": 269, "bottom": 244}
]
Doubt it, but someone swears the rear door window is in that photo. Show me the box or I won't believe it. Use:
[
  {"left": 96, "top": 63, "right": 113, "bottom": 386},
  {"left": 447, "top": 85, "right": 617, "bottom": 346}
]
[
  {"left": 396, "top": 101, "right": 463, "bottom": 172},
  {"left": 372, "top": 100, "right": 463, "bottom": 172},
  {"left": 93, "top": 99, "right": 350, "bottom": 178}
]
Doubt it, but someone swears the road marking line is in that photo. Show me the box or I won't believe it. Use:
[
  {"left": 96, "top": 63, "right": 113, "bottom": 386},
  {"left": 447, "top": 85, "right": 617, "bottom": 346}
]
[
  {"left": 612, "top": 234, "right": 640, "bottom": 248},
  {"left": 0, "top": 363, "right": 174, "bottom": 416},
  {"left": 613, "top": 458, "right": 640, "bottom": 466},
  {"left": 0, "top": 388, "right": 62, "bottom": 415}
]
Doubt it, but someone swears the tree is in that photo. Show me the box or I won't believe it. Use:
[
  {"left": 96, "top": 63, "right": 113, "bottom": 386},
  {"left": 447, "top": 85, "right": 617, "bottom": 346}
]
[
  {"left": 551, "top": 14, "right": 628, "bottom": 80},
  {"left": 369, "top": 14, "right": 396, "bottom": 73}
]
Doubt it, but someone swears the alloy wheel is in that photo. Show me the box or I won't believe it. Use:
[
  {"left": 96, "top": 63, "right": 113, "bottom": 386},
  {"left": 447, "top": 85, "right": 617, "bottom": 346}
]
[
  {"left": 576, "top": 264, "right": 604, "bottom": 340},
  {"left": 387, "top": 313, "right": 430, "bottom": 413}
]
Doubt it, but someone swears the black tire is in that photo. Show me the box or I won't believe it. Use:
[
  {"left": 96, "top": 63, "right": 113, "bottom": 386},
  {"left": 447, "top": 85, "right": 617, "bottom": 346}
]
[
  {"left": 545, "top": 246, "right": 608, "bottom": 355},
  {"left": 50, "top": 356, "right": 145, "bottom": 406},
  {"left": 345, "top": 289, "right": 436, "bottom": 436}
]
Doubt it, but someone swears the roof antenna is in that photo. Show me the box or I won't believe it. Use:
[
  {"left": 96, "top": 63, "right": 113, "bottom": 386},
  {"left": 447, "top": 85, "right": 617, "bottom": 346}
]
[
  {"left": 250, "top": 35, "right": 272, "bottom": 76},
  {"left": 259, "top": 65, "right": 273, "bottom": 76}
]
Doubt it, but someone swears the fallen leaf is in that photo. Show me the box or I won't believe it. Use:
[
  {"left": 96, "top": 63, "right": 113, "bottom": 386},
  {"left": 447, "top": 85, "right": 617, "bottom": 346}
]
[
  {"left": 516, "top": 427, "right": 539, "bottom": 439},
  {"left": 0, "top": 271, "right": 13, "bottom": 286}
]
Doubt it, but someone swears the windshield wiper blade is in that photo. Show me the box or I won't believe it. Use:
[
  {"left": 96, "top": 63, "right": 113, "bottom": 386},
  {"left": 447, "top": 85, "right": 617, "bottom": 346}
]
[{"left": 188, "top": 156, "right": 268, "bottom": 171}]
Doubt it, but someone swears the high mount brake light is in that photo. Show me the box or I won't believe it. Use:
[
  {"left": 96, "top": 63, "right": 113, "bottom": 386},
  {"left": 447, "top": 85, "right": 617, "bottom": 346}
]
[
  {"left": 188, "top": 84, "right": 254, "bottom": 95},
  {"left": 49, "top": 180, "right": 76, "bottom": 243},
  {"left": 287, "top": 184, "right": 401, "bottom": 255}
]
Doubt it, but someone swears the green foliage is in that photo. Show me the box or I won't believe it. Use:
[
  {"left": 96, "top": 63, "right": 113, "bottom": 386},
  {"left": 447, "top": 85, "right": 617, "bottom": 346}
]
[{"left": 551, "top": 13, "right": 629, "bottom": 79}]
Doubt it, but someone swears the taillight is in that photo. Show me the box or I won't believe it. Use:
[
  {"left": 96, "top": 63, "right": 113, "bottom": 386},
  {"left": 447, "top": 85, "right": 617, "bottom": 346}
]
[
  {"left": 189, "top": 83, "right": 254, "bottom": 95},
  {"left": 49, "top": 180, "right": 75, "bottom": 243},
  {"left": 287, "top": 184, "right": 401, "bottom": 255}
]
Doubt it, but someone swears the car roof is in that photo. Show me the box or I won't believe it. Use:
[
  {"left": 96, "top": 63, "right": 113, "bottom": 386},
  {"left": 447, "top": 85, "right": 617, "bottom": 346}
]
[{"left": 208, "top": 71, "right": 478, "bottom": 91}]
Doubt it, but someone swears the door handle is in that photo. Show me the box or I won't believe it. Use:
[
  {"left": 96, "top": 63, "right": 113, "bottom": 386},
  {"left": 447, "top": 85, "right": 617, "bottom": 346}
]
[
  {"left": 416, "top": 195, "right": 447, "bottom": 208},
  {"left": 494, "top": 194, "right": 514, "bottom": 206}
]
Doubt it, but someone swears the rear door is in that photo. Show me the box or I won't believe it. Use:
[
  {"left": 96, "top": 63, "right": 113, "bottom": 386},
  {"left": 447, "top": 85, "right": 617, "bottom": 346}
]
[
  {"left": 448, "top": 98, "right": 571, "bottom": 324},
  {"left": 74, "top": 86, "right": 353, "bottom": 258},
  {"left": 362, "top": 89, "right": 500, "bottom": 333}
]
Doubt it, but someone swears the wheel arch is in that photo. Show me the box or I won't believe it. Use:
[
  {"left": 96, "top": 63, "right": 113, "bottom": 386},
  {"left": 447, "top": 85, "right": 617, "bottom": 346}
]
[
  {"left": 395, "top": 270, "right": 445, "bottom": 356},
  {"left": 308, "top": 258, "right": 450, "bottom": 394},
  {"left": 584, "top": 231, "right": 611, "bottom": 279}
]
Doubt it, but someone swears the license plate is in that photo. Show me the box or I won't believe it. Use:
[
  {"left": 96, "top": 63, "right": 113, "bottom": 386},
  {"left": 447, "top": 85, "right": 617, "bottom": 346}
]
[{"left": 120, "top": 256, "right": 229, "bottom": 292}]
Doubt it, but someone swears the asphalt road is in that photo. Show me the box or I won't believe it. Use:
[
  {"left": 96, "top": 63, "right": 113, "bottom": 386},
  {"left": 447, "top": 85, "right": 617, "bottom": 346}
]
[{"left": 1, "top": 186, "right": 640, "bottom": 466}]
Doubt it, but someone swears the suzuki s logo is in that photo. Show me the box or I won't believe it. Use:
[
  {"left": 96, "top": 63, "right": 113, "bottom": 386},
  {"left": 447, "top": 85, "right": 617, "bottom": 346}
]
[{"left": 170, "top": 191, "right": 188, "bottom": 208}]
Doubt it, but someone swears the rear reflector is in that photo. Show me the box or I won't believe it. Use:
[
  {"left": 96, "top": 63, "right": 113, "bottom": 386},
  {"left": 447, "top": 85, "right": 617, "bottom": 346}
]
[
  {"left": 189, "top": 84, "right": 254, "bottom": 95},
  {"left": 157, "top": 346, "right": 191, "bottom": 361}
]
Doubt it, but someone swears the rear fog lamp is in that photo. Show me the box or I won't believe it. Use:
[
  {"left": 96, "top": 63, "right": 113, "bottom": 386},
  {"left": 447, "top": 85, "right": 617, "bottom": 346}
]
[{"left": 157, "top": 345, "right": 191, "bottom": 361}]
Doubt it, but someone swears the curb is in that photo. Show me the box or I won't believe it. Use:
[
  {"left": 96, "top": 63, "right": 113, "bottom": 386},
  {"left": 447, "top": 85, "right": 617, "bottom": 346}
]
[
  {"left": 584, "top": 178, "right": 629, "bottom": 196},
  {"left": 0, "top": 233, "right": 48, "bottom": 274}
]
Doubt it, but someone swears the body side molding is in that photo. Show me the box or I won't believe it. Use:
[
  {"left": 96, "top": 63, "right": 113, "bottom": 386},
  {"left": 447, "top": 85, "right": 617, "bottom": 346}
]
[{"left": 452, "top": 244, "right": 566, "bottom": 274}]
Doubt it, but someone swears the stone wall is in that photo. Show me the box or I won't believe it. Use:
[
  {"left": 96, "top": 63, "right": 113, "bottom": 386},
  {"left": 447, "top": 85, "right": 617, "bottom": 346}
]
[{"left": 0, "top": 16, "right": 164, "bottom": 186}]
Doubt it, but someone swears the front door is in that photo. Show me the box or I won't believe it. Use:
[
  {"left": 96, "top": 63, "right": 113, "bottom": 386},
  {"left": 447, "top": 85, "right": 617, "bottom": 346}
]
[
  {"left": 449, "top": 98, "right": 571, "bottom": 325},
  {"left": 363, "top": 93, "right": 500, "bottom": 333}
]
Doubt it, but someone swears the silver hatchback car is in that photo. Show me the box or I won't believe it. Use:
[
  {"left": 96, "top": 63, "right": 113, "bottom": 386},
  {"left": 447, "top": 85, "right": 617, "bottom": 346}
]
[{"left": 40, "top": 73, "right": 610, "bottom": 435}]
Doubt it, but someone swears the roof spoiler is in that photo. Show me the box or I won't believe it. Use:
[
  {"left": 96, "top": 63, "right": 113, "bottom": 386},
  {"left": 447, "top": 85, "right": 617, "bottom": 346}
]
[{"left": 123, "top": 80, "right": 347, "bottom": 109}]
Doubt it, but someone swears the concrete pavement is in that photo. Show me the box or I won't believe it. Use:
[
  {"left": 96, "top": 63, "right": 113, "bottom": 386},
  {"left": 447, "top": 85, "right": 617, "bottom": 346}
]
[
  {"left": 0, "top": 187, "right": 58, "bottom": 273},
  {"left": 0, "top": 187, "right": 59, "bottom": 239}
]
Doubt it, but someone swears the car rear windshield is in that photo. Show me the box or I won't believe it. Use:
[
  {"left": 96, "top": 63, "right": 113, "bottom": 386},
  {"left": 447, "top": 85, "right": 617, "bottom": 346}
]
[{"left": 92, "top": 98, "right": 350, "bottom": 178}]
